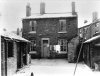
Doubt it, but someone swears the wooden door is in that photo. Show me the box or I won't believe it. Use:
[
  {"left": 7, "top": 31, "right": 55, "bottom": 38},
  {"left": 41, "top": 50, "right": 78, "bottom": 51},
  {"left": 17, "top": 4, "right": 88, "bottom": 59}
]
[
  {"left": 41, "top": 38, "right": 50, "bottom": 58},
  {"left": 17, "top": 43, "right": 22, "bottom": 69}
]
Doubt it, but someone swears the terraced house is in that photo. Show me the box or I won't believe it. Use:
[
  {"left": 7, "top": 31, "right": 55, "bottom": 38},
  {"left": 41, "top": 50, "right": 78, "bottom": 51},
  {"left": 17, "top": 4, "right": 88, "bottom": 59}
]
[
  {"left": 22, "top": 2, "right": 78, "bottom": 58},
  {"left": 78, "top": 12, "right": 100, "bottom": 42}
]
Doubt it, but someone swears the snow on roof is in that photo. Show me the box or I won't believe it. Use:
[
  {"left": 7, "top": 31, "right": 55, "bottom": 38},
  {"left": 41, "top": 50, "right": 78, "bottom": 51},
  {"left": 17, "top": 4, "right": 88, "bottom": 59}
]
[
  {"left": 0, "top": 30, "right": 29, "bottom": 42},
  {"left": 78, "top": 22, "right": 91, "bottom": 29},
  {"left": 84, "top": 35, "right": 100, "bottom": 43},
  {"left": 23, "top": 13, "right": 77, "bottom": 19},
  {"left": 78, "top": 19, "right": 100, "bottom": 29}
]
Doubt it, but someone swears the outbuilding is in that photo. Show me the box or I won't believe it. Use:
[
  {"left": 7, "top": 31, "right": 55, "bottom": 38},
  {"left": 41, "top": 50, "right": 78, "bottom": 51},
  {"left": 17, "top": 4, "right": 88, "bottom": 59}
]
[
  {"left": 1, "top": 30, "right": 30, "bottom": 76},
  {"left": 83, "top": 35, "right": 100, "bottom": 70}
]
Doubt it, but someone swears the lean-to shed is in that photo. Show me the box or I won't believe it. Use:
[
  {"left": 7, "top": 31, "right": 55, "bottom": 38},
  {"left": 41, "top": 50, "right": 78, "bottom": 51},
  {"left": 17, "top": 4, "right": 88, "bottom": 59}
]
[
  {"left": 1, "top": 30, "right": 30, "bottom": 76},
  {"left": 83, "top": 35, "right": 100, "bottom": 70}
]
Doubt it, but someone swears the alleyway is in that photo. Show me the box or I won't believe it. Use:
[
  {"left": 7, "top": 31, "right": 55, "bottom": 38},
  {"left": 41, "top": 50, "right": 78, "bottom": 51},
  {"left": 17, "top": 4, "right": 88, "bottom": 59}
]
[{"left": 13, "top": 59, "right": 99, "bottom": 76}]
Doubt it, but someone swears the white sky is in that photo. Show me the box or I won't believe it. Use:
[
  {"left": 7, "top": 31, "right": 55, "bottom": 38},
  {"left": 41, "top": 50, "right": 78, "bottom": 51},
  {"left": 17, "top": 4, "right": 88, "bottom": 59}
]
[{"left": 0, "top": 0, "right": 100, "bottom": 31}]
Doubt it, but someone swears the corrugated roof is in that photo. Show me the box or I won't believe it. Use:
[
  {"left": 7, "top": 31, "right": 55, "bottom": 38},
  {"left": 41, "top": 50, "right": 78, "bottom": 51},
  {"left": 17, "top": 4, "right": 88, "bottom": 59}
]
[
  {"left": 0, "top": 30, "right": 30, "bottom": 42},
  {"left": 84, "top": 35, "right": 100, "bottom": 43},
  {"left": 23, "top": 13, "right": 77, "bottom": 19}
]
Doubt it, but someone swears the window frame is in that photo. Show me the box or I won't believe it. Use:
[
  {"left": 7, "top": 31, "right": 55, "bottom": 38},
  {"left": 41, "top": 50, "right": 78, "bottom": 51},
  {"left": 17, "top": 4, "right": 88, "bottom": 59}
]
[
  {"left": 59, "top": 19, "right": 67, "bottom": 32},
  {"left": 29, "top": 20, "right": 37, "bottom": 31},
  {"left": 30, "top": 40, "right": 36, "bottom": 51},
  {"left": 58, "top": 39, "right": 67, "bottom": 52},
  {"left": 95, "top": 22, "right": 100, "bottom": 27},
  {"left": 95, "top": 30, "right": 99, "bottom": 34}
]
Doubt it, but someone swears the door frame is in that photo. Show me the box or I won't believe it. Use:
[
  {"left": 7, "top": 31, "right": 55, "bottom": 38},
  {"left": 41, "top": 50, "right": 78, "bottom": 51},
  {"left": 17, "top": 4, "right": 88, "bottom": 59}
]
[{"left": 41, "top": 38, "right": 50, "bottom": 57}]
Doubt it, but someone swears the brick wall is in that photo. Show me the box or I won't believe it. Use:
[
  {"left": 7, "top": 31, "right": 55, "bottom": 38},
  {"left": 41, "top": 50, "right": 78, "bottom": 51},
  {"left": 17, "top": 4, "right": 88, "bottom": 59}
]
[
  {"left": 23, "top": 17, "right": 78, "bottom": 41},
  {"left": 22, "top": 17, "right": 78, "bottom": 57}
]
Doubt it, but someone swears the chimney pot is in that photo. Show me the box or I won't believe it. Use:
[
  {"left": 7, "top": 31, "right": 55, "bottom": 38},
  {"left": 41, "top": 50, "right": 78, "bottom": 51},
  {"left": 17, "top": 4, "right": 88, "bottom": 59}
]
[
  {"left": 26, "top": 3, "right": 31, "bottom": 17},
  {"left": 40, "top": 2, "right": 45, "bottom": 15},
  {"left": 92, "top": 12, "right": 98, "bottom": 22},
  {"left": 72, "top": 2, "right": 76, "bottom": 15}
]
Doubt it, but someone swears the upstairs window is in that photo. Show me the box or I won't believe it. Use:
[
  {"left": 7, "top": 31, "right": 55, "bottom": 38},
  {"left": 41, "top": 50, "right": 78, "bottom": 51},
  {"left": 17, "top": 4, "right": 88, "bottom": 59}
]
[
  {"left": 95, "top": 30, "right": 99, "bottom": 34},
  {"left": 95, "top": 22, "right": 100, "bottom": 27},
  {"left": 84, "top": 27, "right": 87, "bottom": 33},
  {"left": 84, "top": 27, "right": 88, "bottom": 34},
  {"left": 59, "top": 20, "right": 66, "bottom": 32},
  {"left": 80, "top": 29, "right": 82, "bottom": 33},
  {"left": 80, "top": 33, "right": 83, "bottom": 38},
  {"left": 30, "top": 21, "right": 37, "bottom": 31}
]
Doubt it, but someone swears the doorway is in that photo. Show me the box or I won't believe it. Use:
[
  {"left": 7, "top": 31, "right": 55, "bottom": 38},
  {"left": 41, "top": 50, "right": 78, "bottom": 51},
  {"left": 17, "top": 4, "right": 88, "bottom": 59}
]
[{"left": 41, "top": 38, "right": 50, "bottom": 58}]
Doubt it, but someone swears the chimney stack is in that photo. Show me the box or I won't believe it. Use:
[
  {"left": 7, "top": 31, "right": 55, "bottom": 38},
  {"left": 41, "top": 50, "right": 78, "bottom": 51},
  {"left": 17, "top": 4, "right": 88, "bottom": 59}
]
[
  {"left": 26, "top": 3, "right": 31, "bottom": 17},
  {"left": 40, "top": 2, "right": 45, "bottom": 15},
  {"left": 72, "top": 2, "right": 76, "bottom": 15},
  {"left": 92, "top": 12, "right": 98, "bottom": 22}
]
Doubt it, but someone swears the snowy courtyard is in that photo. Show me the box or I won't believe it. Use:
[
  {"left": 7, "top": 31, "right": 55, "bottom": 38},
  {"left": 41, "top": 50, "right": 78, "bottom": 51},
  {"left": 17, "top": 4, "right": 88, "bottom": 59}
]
[{"left": 12, "top": 59, "right": 100, "bottom": 76}]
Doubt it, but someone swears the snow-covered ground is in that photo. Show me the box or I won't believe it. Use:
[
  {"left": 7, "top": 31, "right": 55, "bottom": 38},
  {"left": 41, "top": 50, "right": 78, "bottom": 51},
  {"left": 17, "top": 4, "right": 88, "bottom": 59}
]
[{"left": 13, "top": 59, "right": 100, "bottom": 76}]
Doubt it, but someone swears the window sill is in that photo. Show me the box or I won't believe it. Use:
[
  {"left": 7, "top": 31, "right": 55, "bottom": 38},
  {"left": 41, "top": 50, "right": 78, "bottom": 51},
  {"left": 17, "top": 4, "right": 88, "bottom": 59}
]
[
  {"left": 58, "top": 31, "right": 67, "bottom": 33},
  {"left": 29, "top": 51, "right": 37, "bottom": 54},
  {"left": 29, "top": 31, "right": 36, "bottom": 34},
  {"left": 57, "top": 51, "right": 67, "bottom": 54}
]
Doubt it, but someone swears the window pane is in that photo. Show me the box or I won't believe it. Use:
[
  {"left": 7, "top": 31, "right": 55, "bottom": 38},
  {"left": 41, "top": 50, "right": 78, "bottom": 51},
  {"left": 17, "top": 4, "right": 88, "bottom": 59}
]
[
  {"left": 32, "top": 26, "right": 34, "bottom": 31},
  {"left": 61, "top": 46, "right": 63, "bottom": 51},
  {"left": 30, "top": 21, "right": 32, "bottom": 26},
  {"left": 30, "top": 21, "right": 37, "bottom": 31},
  {"left": 59, "top": 20, "right": 66, "bottom": 32},
  {"left": 31, "top": 40, "right": 36, "bottom": 51},
  {"left": 61, "top": 40, "right": 63, "bottom": 45},
  {"left": 58, "top": 39, "right": 67, "bottom": 52},
  {"left": 64, "top": 46, "right": 66, "bottom": 51}
]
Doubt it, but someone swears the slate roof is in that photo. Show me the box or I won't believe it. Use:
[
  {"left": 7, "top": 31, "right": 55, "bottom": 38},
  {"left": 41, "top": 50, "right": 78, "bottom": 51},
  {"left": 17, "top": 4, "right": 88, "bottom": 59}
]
[
  {"left": 84, "top": 35, "right": 100, "bottom": 43},
  {"left": 0, "top": 30, "right": 29, "bottom": 42},
  {"left": 23, "top": 13, "right": 77, "bottom": 19}
]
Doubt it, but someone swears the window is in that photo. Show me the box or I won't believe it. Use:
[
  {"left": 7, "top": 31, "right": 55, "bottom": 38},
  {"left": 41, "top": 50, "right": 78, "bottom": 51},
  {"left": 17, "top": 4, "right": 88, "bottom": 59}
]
[
  {"left": 30, "top": 21, "right": 37, "bottom": 31},
  {"left": 58, "top": 39, "right": 67, "bottom": 52},
  {"left": 31, "top": 40, "right": 36, "bottom": 51},
  {"left": 80, "top": 29, "right": 82, "bottom": 33},
  {"left": 95, "top": 22, "right": 100, "bottom": 27},
  {"left": 80, "top": 33, "right": 83, "bottom": 38},
  {"left": 84, "top": 36, "right": 87, "bottom": 40},
  {"left": 84, "top": 27, "right": 87, "bottom": 33},
  {"left": 95, "top": 30, "right": 99, "bottom": 34},
  {"left": 59, "top": 20, "right": 66, "bottom": 32},
  {"left": 8, "top": 42, "right": 13, "bottom": 57}
]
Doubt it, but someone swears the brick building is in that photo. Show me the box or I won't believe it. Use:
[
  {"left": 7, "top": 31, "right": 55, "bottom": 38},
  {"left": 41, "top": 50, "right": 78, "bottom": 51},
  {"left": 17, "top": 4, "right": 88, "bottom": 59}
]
[
  {"left": 1, "top": 30, "right": 30, "bottom": 76},
  {"left": 78, "top": 19, "right": 100, "bottom": 42},
  {"left": 78, "top": 25, "right": 91, "bottom": 42},
  {"left": 22, "top": 2, "right": 78, "bottom": 58},
  {"left": 78, "top": 12, "right": 100, "bottom": 43}
]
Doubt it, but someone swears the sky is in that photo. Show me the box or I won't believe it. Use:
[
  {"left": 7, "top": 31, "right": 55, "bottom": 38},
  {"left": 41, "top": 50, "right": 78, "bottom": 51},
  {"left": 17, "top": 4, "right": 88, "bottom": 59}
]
[{"left": 0, "top": 0, "right": 100, "bottom": 32}]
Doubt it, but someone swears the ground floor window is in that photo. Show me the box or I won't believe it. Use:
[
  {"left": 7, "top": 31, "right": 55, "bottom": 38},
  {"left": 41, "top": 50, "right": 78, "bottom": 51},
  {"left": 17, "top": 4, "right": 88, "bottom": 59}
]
[
  {"left": 58, "top": 39, "right": 67, "bottom": 52},
  {"left": 31, "top": 40, "right": 36, "bottom": 51}
]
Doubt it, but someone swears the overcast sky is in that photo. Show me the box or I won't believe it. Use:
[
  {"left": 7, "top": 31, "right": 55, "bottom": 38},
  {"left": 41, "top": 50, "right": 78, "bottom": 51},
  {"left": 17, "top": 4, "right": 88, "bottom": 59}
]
[{"left": 0, "top": 0, "right": 100, "bottom": 31}]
